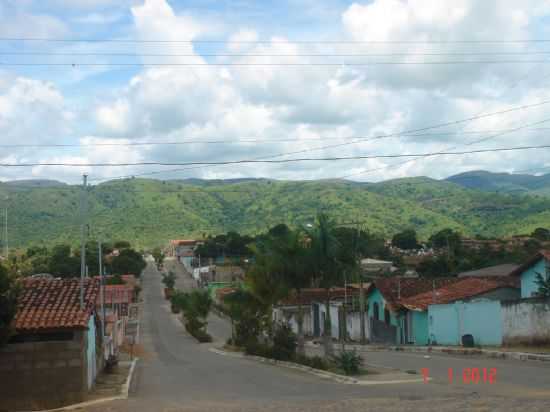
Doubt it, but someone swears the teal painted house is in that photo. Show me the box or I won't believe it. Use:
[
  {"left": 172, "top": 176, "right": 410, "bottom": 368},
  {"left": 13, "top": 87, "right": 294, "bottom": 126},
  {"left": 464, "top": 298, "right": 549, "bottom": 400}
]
[
  {"left": 509, "top": 250, "right": 550, "bottom": 298},
  {"left": 366, "top": 278, "right": 458, "bottom": 345}
]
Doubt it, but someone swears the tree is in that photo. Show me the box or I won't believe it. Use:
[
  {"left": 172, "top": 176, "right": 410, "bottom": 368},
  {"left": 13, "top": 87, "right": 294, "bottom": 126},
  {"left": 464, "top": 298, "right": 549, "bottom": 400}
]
[
  {"left": 113, "top": 240, "right": 131, "bottom": 249},
  {"left": 307, "top": 213, "right": 354, "bottom": 358},
  {"left": 429, "top": 228, "right": 462, "bottom": 254},
  {"left": 535, "top": 262, "right": 550, "bottom": 298},
  {"left": 391, "top": 229, "right": 419, "bottom": 250},
  {"left": 48, "top": 245, "right": 80, "bottom": 278},
  {"left": 264, "top": 229, "right": 312, "bottom": 355},
  {"left": 0, "top": 264, "right": 19, "bottom": 346},
  {"left": 223, "top": 289, "right": 267, "bottom": 347},
  {"left": 111, "top": 248, "right": 146, "bottom": 276},
  {"left": 161, "top": 271, "right": 176, "bottom": 290},
  {"left": 152, "top": 247, "right": 165, "bottom": 267},
  {"left": 532, "top": 227, "right": 550, "bottom": 242}
]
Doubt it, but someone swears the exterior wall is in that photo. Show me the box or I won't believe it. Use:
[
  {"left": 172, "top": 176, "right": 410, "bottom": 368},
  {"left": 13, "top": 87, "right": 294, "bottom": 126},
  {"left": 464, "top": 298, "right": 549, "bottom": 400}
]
[
  {"left": 345, "top": 311, "right": 370, "bottom": 341},
  {"left": 428, "top": 300, "right": 502, "bottom": 346},
  {"left": 520, "top": 259, "right": 547, "bottom": 298},
  {"left": 502, "top": 298, "right": 550, "bottom": 345},
  {"left": 367, "top": 289, "right": 399, "bottom": 327},
  {"left": 413, "top": 311, "right": 429, "bottom": 345},
  {"left": 0, "top": 331, "right": 88, "bottom": 411},
  {"left": 273, "top": 306, "right": 313, "bottom": 336},
  {"left": 86, "top": 317, "right": 97, "bottom": 390}
]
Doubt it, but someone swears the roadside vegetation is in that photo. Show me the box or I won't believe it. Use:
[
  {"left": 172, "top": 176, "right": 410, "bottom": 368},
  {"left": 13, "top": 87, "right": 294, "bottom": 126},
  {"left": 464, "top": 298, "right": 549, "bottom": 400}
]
[{"left": 170, "top": 289, "right": 213, "bottom": 343}]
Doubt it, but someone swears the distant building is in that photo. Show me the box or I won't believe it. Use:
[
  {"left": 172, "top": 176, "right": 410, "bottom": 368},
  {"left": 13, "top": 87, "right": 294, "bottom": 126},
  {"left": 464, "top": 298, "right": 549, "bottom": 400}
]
[
  {"left": 0, "top": 278, "right": 101, "bottom": 411},
  {"left": 457, "top": 263, "right": 519, "bottom": 278},
  {"left": 170, "top": 239, "right": 201, "bottom": 270},
  {"left": 509, "top": 249, "right": 550, "bottom": 298}
]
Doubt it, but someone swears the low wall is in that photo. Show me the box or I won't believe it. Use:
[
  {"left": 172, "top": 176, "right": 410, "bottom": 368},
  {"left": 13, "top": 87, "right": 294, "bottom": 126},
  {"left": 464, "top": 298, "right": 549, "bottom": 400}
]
[
  {"left": 0, "top": 331, "right": 88, "bottom": 411},
  {"left": 502, "top": 298, "right": 550, "bottom": 345},
  {"left": 428, "top": 300, "right": 502, "bottom": 346}
]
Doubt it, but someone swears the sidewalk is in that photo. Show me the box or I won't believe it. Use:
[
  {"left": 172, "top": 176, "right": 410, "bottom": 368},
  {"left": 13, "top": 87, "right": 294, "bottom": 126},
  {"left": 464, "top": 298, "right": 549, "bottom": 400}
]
[{"left": 305, "top": 341, "right": 550, "bottom": 362}]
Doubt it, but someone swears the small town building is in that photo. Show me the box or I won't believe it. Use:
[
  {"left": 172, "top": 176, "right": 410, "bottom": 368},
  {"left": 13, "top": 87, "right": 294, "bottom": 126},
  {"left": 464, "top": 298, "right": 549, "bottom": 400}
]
[
  {"left": 509, "top": 250, "right": 550, "bottom": 298},
  {"left": 0, "top": 278, "right": 100, "bottom": 411},
  {"left": 457, "top": 263, "right": 519, "bottom": 278}
]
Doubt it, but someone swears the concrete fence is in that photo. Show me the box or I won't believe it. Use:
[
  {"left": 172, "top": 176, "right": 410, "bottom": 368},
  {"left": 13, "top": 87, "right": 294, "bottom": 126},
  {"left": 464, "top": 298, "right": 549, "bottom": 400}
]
[{"left": 502, "top": 298, "right": 550, "bottom": 346}]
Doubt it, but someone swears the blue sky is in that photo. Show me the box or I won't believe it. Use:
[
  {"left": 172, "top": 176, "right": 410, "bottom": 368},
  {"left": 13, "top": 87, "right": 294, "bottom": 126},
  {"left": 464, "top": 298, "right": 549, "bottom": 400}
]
[{"left": 1, "top": 0, "right": 550, "bottom": 184}]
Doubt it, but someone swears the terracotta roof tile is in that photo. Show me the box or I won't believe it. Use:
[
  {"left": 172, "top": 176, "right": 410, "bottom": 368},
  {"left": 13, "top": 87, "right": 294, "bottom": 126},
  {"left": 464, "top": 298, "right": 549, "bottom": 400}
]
[
  {"left": 278, "top": 287, "right": 358, "bottom": 306},
  {"left": 372, "top": 277, "right": 459, "bottom": 311},
  {"left": 15, "top": 278, "right": 99, "bottom": 333},
  {"left": 399, "top": 277, "right": 520, "bottom": 311}
]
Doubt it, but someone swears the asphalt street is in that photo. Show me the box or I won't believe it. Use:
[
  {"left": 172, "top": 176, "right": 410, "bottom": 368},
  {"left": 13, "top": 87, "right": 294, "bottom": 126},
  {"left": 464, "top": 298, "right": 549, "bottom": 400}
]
[{"left": 85, "top": 260, "right": 550, "bottom": 411}]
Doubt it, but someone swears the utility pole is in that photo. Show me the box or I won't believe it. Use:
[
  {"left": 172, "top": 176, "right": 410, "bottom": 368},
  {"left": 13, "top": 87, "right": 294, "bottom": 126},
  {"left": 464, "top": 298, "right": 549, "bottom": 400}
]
[
  {"left": 358, "top": 223, "right": 366, "bottom": 345},
  {"left": 99, "top": 240, "right": 105, "bottom": 338},
  {"left": 3, "top": 196, "right": 8, "bottom": 260},
  {"left": 80, "top": 174, "right": 88, "bottom": 310}
]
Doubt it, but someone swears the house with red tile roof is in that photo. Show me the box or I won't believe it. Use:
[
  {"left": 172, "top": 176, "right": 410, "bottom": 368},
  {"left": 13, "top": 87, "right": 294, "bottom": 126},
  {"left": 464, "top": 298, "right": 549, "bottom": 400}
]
[{"left": 0, "top": 278, "right": 101, "bottom": 411}]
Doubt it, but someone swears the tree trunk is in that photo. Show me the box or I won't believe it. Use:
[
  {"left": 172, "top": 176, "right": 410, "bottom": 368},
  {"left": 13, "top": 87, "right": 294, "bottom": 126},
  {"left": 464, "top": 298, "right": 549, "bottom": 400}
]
[
  {"left": 323, "top": 290, "right": 334, "bottom": 358},
  {"left": 296, "top": 289, "right": 305, "bottom": 356}
]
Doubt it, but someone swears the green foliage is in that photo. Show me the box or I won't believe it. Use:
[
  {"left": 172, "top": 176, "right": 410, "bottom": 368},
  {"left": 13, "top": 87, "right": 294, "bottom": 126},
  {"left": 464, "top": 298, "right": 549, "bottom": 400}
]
[
  {"left": 161, "top": 271, "right": 176, "bottom": 290},
  {"left": 113, "top": 241, "right": 131, "bottom": 249},
  {"left": 532, "top": 227, "right": 550, "bottom": 241},
  {"left": 106, "top": 273, "right": 125, "bottom": 285},
  {"left": 429, "top": 228, "right": 462, "bottom": 254},
  {"left": 4, "top": 177, "right": 550, "bottom": 250},
  {"left": 392, "top": 229, "right": 419, "bottom": 250},
  {"left": 195, "top": 231, "right": 254, "bottom": 259},
  {"left": 48, "top": 244, "right": 80, "bottom": 277},
  {"left": 271, "top": 323, "right": 297, "bottom": 361},
  {"left": 152, "top": 247, "right": 165, "bottom": 266},
  {"left": 295, "top": 354, "right": 329, "bottom": 371},
  {"left": 417, "top": 256, "right": 454, "bottom": 277},
  {"left": 334, "top": 350, "right": 363, "bottom": 375},
  {"left": 111, "top": 248, "right": 146, "bottom": 276},
  {"left": 534, "top": 266, "right": 550, "bottom": 298},
  {"left": 0, "top": 264, "right": 19, "bottom": 346},
  {"left": 174, "top": 289, "right": 213, "bottom": 343},
  {"left": 223, "top": 289, "right": 267, "bottom": 347}
]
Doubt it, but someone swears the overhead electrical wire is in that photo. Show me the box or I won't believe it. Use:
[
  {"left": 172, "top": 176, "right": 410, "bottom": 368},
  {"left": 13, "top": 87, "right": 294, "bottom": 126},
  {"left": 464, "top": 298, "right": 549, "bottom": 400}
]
[
  {"left": 2, "top": 37, "right": 550, "bottom": 44},
  {"left": 1, "top": 144, "right": 549, "bottom": 168}
]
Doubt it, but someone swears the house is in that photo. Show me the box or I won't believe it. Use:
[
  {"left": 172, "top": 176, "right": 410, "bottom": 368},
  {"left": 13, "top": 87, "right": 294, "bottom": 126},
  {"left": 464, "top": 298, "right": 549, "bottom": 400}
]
[
  {"left": 360, "top": 258, "right": 394, "bottom": 274},
  {"left": 0, "top": 278, "right": 100, "bottom": 411},
  {"left": 366, "top": 277, "right": 459, "bottom": 344},
  {"left": 457, "top": 263, "right": 519, "bottom": 278},
  {"left": 170, "top": 239, "right": 200, "bottom": 269},
  {"left": 399, "top": 277, "right": 520, "bottom": 346},
  {"left": 273, "top": 287, "right": 360, "bottom": 340},
  {"left": 509, "top": 250, "right": 550, "bottom": 298}
]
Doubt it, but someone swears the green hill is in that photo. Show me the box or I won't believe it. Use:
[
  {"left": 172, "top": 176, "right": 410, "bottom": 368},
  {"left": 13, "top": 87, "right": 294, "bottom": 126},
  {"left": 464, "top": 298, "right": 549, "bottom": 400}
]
[
  {"left": 446, "top": 170, "right": 550, "bottom": 196},
  {"left": 1, "top": 176, "right": 549, "bottom": 249}
]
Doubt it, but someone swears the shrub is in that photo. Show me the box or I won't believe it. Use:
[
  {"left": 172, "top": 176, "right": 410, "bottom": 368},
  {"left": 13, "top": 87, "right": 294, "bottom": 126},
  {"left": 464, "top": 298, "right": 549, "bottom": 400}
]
[
  {"left": 244, "top": 341, "right": 272, "bottom": 358},
  {"left": 334, "top": 350, "right": 363, "bottom": 375},
  {"left": 161, "top": 271, "right": 176, "bottom": 289},
  {"left": 272, "top": 323, "right": 297, "bottom": 361},
  {"left": 295, "top": 354, "right": 329, "bottom": 371}
]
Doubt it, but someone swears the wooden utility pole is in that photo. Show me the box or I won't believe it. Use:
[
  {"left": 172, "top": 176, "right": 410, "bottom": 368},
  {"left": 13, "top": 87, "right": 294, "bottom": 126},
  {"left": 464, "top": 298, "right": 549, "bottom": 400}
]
[{"left": 80, "top": 174, "right": 88, "bottom": 309}]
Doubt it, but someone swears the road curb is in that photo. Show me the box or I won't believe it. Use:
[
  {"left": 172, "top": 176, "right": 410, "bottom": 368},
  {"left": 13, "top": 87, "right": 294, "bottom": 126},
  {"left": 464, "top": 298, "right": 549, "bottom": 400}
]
[
  {"left": 307, "top": 342, "right": 550, "bottom": 362},
  {"left": 34, "top": 358, "right": 139, "bottom": 412},
  {"left": 209, "top": 348, "right": 427, "bottom": 385}
]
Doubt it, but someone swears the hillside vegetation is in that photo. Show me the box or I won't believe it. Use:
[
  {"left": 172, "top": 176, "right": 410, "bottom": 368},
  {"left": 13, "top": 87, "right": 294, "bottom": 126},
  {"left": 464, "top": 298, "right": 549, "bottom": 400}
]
[{"left": 1, "top": 175, "right": 549, "bottom": 248}]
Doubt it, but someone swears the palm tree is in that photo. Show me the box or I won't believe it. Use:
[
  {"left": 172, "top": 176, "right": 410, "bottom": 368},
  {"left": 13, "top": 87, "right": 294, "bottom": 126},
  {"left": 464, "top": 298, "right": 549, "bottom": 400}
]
[
  {"left": 307, "top": 213, "right": 343, "bottom": 358},
  {"left": 268, "top": 229, "right": 312, "bottom": 356}
]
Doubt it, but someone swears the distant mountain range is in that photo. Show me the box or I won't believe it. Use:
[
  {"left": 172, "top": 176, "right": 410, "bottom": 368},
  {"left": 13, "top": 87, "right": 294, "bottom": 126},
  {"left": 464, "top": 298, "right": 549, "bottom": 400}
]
[
  {"left": 1, "top": 171, "right": 548, "bottom": 248},
  {"left": 446, "top": 170, "right": 550, "bottom": 196}
]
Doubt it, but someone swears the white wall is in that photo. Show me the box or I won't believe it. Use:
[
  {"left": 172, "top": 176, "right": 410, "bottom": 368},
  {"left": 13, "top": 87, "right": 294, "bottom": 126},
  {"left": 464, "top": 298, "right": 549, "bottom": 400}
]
[{"left": 502, "top": 299, "right": 550, "bottom": 345}]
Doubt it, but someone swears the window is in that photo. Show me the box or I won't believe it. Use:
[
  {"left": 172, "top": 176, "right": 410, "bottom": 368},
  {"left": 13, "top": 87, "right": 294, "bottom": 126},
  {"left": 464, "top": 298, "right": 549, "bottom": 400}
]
[{"left": 373, "top": 302, "right": 379, "bottom": 320}]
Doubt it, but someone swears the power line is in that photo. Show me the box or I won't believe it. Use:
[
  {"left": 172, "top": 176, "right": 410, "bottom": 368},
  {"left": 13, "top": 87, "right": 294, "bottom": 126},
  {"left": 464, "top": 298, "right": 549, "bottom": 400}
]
[
  {"left": 5, "top": 127, "right": 550, "bottom": 149},
  {"left": 1, "top": 37, "right": 550, "bottom": 44},
  {"left": 5, "top": 60, "right": 550, "bottom": 67},
  {"left": 1, "top": 144, "right": 549, "bottom": 168},
  {"left": 4, "top": 51, "right": 550, "bottom": 57}
]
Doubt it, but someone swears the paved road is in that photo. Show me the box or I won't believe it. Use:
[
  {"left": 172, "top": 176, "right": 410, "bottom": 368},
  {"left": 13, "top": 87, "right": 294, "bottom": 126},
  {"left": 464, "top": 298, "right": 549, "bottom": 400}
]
[{"left": 87, "top": 262, "right": 550, "bottom": 411}]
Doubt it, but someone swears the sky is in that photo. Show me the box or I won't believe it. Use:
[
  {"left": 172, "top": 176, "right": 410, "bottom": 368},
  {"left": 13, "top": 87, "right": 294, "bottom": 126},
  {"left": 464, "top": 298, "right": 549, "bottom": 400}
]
[{"left": 1, "top": 0, "right": 550, "bottom": 185}]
